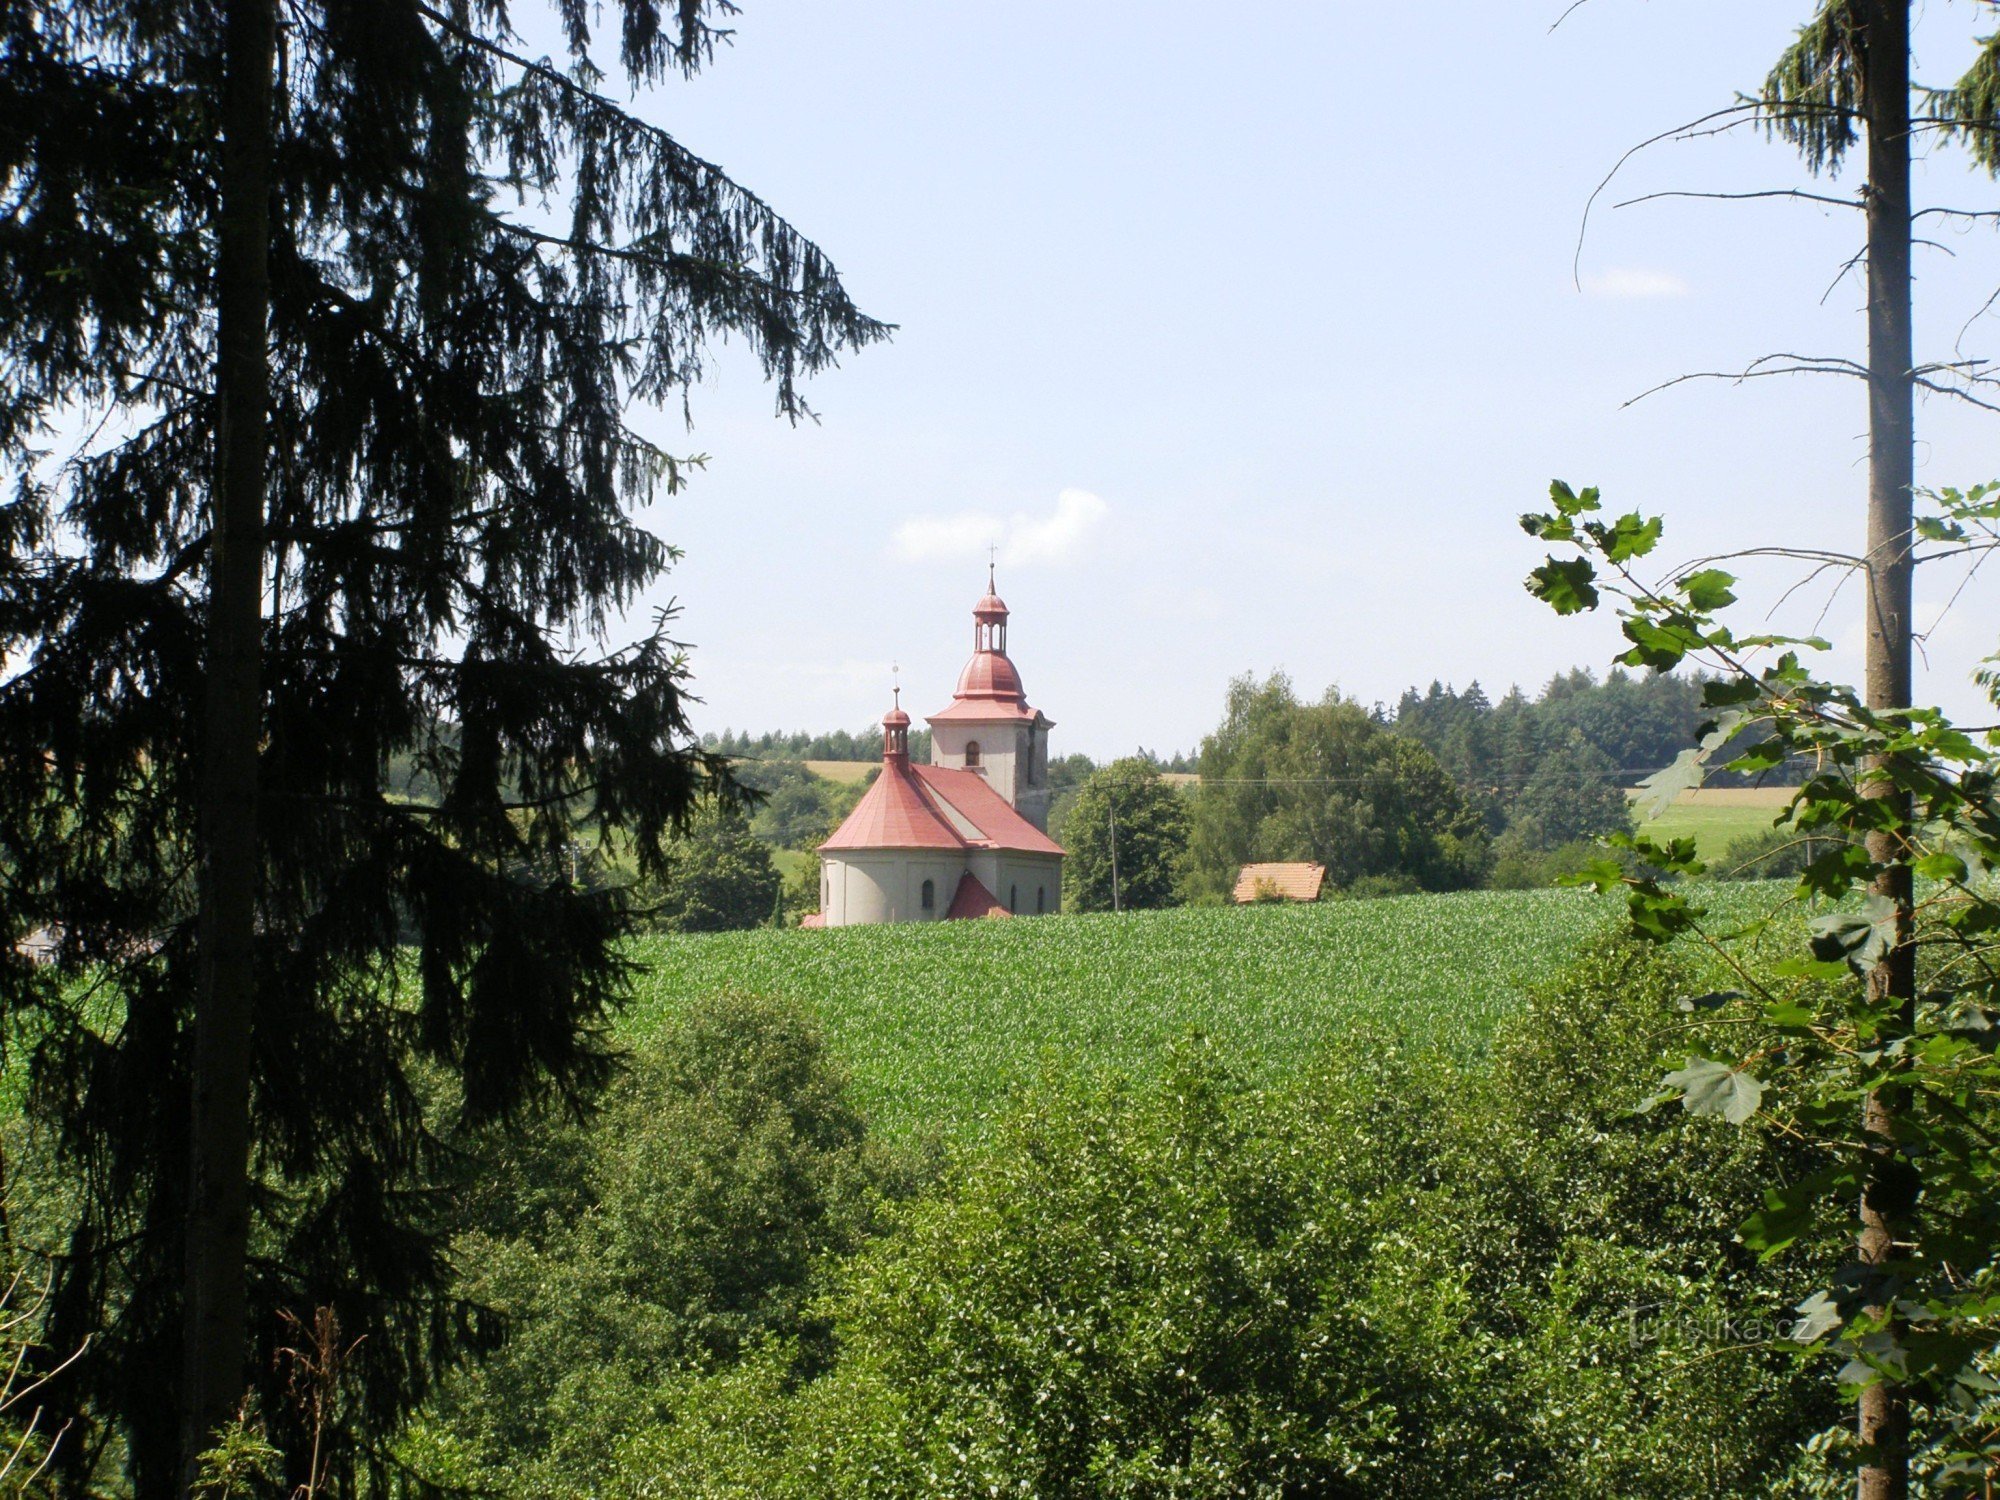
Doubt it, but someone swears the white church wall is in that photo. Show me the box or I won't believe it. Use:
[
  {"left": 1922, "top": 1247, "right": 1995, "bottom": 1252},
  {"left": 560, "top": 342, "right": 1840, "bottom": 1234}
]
[
  {"left": 823, "top": 852, "right": 965, "bottom": 926},
  {"left": 930, "top": 718, "right": 1054, "bottom": 831},
  {"left": 966, "top": 851, "right": 1062, "bottom": 916}
]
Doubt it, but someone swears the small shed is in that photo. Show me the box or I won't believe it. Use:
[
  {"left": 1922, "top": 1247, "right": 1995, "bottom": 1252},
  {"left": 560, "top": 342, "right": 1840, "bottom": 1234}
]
[{"left": 1231, "top": 863, "right": 1326, "bottom": 905}]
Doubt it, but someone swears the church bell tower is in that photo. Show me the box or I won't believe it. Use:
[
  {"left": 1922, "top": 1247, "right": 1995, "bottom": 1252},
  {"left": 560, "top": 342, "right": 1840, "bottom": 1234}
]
[{"left": 925, "top": 566, "right": 1054, "bottom": 830}]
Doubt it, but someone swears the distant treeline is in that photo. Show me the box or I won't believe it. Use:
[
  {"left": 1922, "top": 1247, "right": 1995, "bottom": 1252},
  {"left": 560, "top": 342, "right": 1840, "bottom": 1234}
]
[
  {"left": 1388, "top": 666, "right": 1797, "bottom": 816},
  {"left": 702, "top": 726, "right": 935, "bottom": 763}
]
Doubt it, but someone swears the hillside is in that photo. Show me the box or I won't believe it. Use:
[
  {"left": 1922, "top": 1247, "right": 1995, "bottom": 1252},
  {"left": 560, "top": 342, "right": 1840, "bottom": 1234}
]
[{"left": 624, "top": 883, "right": 1782, "bottom": 1141}]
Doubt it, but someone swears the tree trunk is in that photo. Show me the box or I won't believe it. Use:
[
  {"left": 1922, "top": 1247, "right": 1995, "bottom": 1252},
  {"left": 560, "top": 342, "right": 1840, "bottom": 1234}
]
[
  {"left": 180, "top": 0, "right": 275, "bottom": 1488},
  {"left": 1858, "top": 3, "right": 1915, "bottom": 1497}
]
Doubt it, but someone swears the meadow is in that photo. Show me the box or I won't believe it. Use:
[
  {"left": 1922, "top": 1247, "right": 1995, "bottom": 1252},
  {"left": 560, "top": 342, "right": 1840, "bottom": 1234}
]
[
  {"left": 626, "top": 881, "right": 1790, "bottom": 1141},
  {"left": 1630, "top": 786, "right": 1792, "bottom": 858}
]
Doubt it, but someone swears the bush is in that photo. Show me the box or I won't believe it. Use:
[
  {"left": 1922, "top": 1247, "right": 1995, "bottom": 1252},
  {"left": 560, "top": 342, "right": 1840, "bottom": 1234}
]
[
  {"left": 401, "top": 993, "right": 920, "bottom": 1498},
  {"left": 1342, "top": 871, "right": 1420, "bottom": 899},
  {"left": 623, "top": 941, "right": 1837, "bottom": 1498},
  {"left": 404, "top": 945, "right": 1843, "bottom": 1498},
  {"left": 1484, "top": 830, "right": 1608, "bottom": 890},
  {"left": 1712, "top": 823, "right": 1850, "bottom": 881},
  {"left": 684, "top": 1044, "right": 1414, "bottom": 1498},
  {"left": 1061, "top": 758, "right": 1191, "bottom": 912},
  {"left": 647, "top": 809, "right": 783, "bottom": 932}
]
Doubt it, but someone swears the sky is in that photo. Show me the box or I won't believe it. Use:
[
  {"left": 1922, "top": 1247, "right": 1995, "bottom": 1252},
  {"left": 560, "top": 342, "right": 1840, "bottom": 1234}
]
[{"left": 556, "top": 0, "right": 2000, "bottom": 759}]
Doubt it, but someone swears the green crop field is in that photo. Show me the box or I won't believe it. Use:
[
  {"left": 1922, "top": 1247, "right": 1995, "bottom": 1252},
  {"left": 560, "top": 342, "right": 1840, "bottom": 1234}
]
[{"left": 626, "top": 883, "right": 1786, "bottom": 1141}]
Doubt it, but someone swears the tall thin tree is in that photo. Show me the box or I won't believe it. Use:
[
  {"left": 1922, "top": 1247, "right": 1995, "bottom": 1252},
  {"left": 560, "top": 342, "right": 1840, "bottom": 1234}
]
[
  {"left": 1578, "top": 2, "right": 2000, "bottom": 1490},
  {"left": 1762, "top": 8, "right": 1917, "bottom": 1489}
]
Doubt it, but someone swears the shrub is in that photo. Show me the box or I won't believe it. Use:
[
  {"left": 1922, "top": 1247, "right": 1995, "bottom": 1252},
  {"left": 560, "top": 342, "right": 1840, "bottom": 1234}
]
[
  {"left": 632, "top": 941, "right": 1839, "bottom": 1499},
  {"left": 1711, "top": 823, "right": 1851, "bottom": 881},
  {"left": 401, "top": 993, "right": 917, "bottom": 1498},
  {"left": 746, "top": 1043, "right": 1412, "bottom": 1498},
  {"left": 646, "top": 810, "right": 783, "bottom": 932}
]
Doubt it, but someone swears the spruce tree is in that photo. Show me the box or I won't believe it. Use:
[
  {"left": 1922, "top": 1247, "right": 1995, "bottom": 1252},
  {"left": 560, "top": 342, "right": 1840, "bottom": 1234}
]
[{"left": 0, "top": 1, "right": 884, "bottom": 1493}]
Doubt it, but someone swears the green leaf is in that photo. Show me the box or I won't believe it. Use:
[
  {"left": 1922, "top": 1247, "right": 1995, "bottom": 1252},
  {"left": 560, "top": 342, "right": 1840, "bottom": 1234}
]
[
  {"left": 1626, "top": 885, "right": 1703, "bottom": 942},
  {"left": 1677, "top": 990, "right": 1743, "bottom": 1011},
  {"left": 1724, "top": 739, "right": 1789, "bottom": 774},
  {"left": 1916, "top": 515, "right": 1968, "bottom": 543},
  {"left": 1678, "top": 567, "right": 1738, "bottom": 612},
  {"left": 1790, "top": 1290, "right": 1845, "bottom": 1343},
  {"left": 1602, "top": 511, "right": 1664, "bottom": 563},
  {"left": 1556, "top": 858, "right": 1626, "bottom": 893},
  {"left": 1659, "top": 1056, "right": 1764, "bottom": 1125},
  {"left": 1547, "top": 479, "right": 1601, "bottom": 517},
  {"left": 1619, "top": 615, "right": 1704, "bottom": 672},
  {"left": 1701, "top": 677, "right": 1761, "bottom": 708},
  {"left": 1743, "top": 1167, "right": 1853, "bottom": 1258},
  {"left": 1633, "top": 747, "right": 1705, "bottom": 822},
  {"left": 1915, "top": 851, "right": 1969, "bottom": 883},
  {"left": 1526, "top": 558, "right": 1599, "bottom": 615},
  {"left": 1807, "top": 893, "right": 1899, "bottom": 974}
]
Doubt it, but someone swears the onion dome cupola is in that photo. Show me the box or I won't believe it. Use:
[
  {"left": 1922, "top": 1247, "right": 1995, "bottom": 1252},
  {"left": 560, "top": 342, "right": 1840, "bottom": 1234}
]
[{"left": 951, "top": 563, "right": 1031, "bottom": 709}]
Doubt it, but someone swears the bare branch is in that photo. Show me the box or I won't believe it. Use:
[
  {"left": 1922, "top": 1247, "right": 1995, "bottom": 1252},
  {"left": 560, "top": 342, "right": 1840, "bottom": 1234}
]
[
  {"left": 1621, "top": 353, "right": 1868, "bottom": 408},
  {"left": 1916, "top": 545, "right": 2000, "bottom": 648},
  {"left": 1612, "top": 188, "right": 1860, "bottom": 213},
  {"left": 1821, "top": 246, "right": 1868, "bottom": 307},
  {"left": 1575, "top": 104, "right": 1786, "bottom": 291},
  {"left": 1549, "top": 0, "right": 1594, "bottom": 31},
  {"left": 1953, "top": 284, "right": 2000, "bottom": 356},
  {"left": 1912, "top": 374, "right": 2000, "bottom": 414}
]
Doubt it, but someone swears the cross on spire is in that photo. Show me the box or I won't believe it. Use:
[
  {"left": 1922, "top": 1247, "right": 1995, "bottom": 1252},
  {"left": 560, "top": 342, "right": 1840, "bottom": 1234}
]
[
  {"left": 891, "top": 661, "right": 901, "bottom": 709},
  {"left": 987, "top": 547, "right": 997, "bottom": 590}
]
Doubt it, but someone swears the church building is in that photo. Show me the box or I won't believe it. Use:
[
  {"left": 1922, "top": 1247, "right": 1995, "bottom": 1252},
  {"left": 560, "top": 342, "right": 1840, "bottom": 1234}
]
[{"left": 812, "top": 572, "right": 1063, "bottom": 926}]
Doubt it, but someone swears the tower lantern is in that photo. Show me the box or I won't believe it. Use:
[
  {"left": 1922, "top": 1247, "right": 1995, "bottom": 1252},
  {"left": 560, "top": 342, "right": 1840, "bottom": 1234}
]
[
  {"left": 973, "top": 559, "right": 1008, "bottom": 654},
  {"left": 882, "top": 675, "right": 910, "bottom": 762}
]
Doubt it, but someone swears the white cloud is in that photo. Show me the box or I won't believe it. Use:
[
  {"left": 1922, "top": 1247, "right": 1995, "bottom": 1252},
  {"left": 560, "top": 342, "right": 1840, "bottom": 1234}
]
[
  {"left": 893, "top": 488, "right": 1109, "bottom": 567},
  {"left": 1581, "top": 268, "right": 1692, "bottom": 300}
]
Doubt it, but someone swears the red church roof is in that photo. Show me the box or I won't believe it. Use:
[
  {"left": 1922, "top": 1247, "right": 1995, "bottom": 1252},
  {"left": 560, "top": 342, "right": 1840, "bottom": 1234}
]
[
  {"left": 819, "top": 751, "right": 963, "bottom": 852},
  {"left": 944, "top": 871, "right": 1011, "bottom": 920},
  {"left": 911, "top": 765, "right": 1062, "bottom": 855},
  {"left": 819, "top": 718, "right": 1064, "bottom": 856}
]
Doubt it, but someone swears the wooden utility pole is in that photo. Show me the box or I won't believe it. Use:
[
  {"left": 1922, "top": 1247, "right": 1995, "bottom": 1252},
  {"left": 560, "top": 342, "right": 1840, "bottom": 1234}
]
[
  {"left": 182, "top": 0, "right": 275, "bottom": 1487},
  {"left": 1108, "top": 800, "right": 1122, "bottom": 913}
]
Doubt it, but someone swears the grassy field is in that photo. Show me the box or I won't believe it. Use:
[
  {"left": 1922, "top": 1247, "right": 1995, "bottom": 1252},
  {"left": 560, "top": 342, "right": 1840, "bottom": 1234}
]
[
  {"left": 803, "top": 759, "right": 876, "bottom": 785},
  {"left": 1631, "top": 787, "right": 1792, "bottom": 859},
  {"left": 626, "top": 883, "right": 1784, "bottom": 1141}
]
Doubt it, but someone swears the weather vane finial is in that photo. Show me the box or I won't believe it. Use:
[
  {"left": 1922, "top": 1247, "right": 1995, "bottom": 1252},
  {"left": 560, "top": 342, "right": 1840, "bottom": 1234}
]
[
  {"left": 987, "top": 545, "right": 997, "bottom": 590},
  {"left": 891, "top": 661, "right": 900, "bottom": 710}
]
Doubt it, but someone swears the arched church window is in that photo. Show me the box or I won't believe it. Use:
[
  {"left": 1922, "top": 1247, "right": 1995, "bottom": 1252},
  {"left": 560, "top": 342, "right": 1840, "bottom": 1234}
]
[
  {"left": 921, "top": 878, "right": 935, "bottom": 912},
  {"left": 1009, "top": 883, "right": 1018, "bottom": 912},
  {"left": 965, "top": 740, "right": 981, "bottom": 767},
  {"left": 1036, "top": 886, "right": 1045, "bottom": 913}
]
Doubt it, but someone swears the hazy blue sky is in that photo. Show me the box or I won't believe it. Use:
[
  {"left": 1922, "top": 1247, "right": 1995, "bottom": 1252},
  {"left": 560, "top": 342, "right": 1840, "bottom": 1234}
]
[{"left": 580, "top": 1, "right": 2000, "bottom": 758}]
